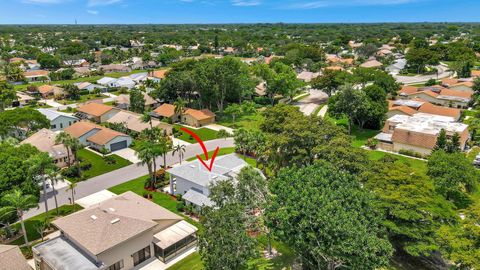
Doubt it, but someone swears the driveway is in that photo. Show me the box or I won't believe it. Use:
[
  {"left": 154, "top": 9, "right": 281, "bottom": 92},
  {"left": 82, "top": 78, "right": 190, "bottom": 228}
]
[
  {"left": 24, "top": 138, "right": 235, "bottom": 219},
  {"left": 113, "top": 148, "right": 140, "bottom": 163},
  {"left": 394, "top": 64, "right": 453, "bottom": 85},
  {"left": 293, "top": 89, "right": 328, "bottom": 116},
  {"left": 205, "top": 124, "right": 234, "bottom": 135}
]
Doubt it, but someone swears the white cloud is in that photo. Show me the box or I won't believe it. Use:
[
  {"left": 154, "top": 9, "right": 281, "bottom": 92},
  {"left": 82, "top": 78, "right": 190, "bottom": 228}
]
[
  {"left": 87, "top": 9, "right": 99, "bottom": 14},
  {"left": 87, "top": 0, "right": 122, "bottom": 7},
  {"left": 231, "top": 0, "right": 261, "bottom": 6},
  {"left": 284, "top": 0, "right": 423, "bottom": 9}
]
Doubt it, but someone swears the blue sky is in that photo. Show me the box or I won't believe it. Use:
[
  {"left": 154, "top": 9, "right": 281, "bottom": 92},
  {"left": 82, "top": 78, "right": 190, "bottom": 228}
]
[{"left": 0, "top": 0, "right": 478, "bottom": 24}]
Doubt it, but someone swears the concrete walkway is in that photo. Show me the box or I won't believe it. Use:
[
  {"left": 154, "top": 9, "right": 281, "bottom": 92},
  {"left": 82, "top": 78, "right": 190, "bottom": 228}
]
[
  {"left": 205, "top": 124, "right": 234, "bottom": 134},
  {"left": 113, "top": 148, "right": 141, "bottom": 163},
  {"left": 24, "top": 138, "right": 235, "bottom": 219}
]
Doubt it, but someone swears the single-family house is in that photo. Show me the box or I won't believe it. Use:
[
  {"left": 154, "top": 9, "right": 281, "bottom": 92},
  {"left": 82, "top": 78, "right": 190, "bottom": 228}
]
[
  {"left": 360, "top": 59, "right": 383, "bottom": 69},
  {"left": 20, "top": 129, "right": 71, "bottom": 168},
  {"left": 64, "top": 121, "right": 132, "bottom": 152},
  {"left": 374, "top": 113, "right": 469, "bottom": 155},
  {"left": 37, "top": 108, "right": 78, "bottom": 131},
  {"left": 33, "top": 191, "right": 198, "bottom": 270},
  {"left": 388, "top": 99, "right": 461, "bottom": 121},
  {"left": 15, "top": 92, "right": 35, "bottom": 107},
  {"left": 441, "top": 78, "right": 474, "bottom": 92},
  {"left": 297, "top": 71, "right": 321, "bottom": 82},
  {"left": 99, "top": 64, "right": 132, "bottom": 73},
  {"left": 106, "top": 110, "right": 173, "bottom": 135},
  {"left": 115, "top": 92, "right": 158, "bottom": 110},
  {"left": 152, "top": 104, "right": 216, "bottom": 127},
  {"left": 73, "top": 67, "right": 91, "bottom": 76},
  {"left": 75, "top": 103, "right": 120, "bottom": 123},
  {"left": 63, "top": 59, "right": 89, "bottom": 67},
  {"left": 168, "top": 154, "right": 255, "bottom": 209},
  {"left": 74, "top": 82, "right": 107, "bottom": 93},
  {"left": 97, "top": 77, "right": 118, "bottom": 88},
  {"left": 0, "top": 244, "right": 31, "bottom": 270},
  {"left": 386, "top": 58, "right": 406, "bottom": 75},
  {"left": 182, "top": 108, "right": 215, "bottom": 127},
  {"left": 113, "top": 77, "right": 136, "bottom": 89},
  {"left": 398, "top": 85, "right": 472, "bottom": 109},
  {"left": 36, "top": 85, "right": 64, "bottom": 99},
  {"left": 129, "top": 72, "right": 149, "bottom": 83},
  {"left": 152, "top": 103, "right": 179, "bottom": 123},
  {"left": 24, "top": 70, "right": 49, "bottom": 82},
  {"left": 148, "top": 70, "right": 168, "bottom": 82}
]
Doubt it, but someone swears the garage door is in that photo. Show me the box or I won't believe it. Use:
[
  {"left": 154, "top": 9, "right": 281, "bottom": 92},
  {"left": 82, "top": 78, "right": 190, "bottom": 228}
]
[{"left": 110, "top": 140, "right": 128, "bottom": 152}]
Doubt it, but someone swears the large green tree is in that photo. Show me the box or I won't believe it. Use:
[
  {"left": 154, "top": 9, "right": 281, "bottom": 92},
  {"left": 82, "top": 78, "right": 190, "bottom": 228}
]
[
  {"left": 0, "top": 81, "right": 17, "bottom": 111},
  {"left": 129, "top": 88, "right": 146, "bottom": 113},
  {"left": 0, "top": 107, "right": 49, "bottom": 139},
  {"left": 267, "top": 162, "right": 393, "bottom": 270}
]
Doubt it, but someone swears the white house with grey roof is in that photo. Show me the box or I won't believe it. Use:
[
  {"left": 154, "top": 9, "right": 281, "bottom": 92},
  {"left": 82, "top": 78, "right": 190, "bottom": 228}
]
[
  {"left": 37, "top": 108, "right": 78, "bottom": 131},
  {"left": 167, "top": 154, "right": 254, "bottom": 209},
  {"left": 33, "top": 191, "right": 198, "bottom": 270}
]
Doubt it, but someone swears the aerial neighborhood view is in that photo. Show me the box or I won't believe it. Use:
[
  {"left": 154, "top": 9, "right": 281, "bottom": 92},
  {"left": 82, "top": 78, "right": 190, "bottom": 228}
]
[{"left": 1, "top": 0, "right": 480, "bottom": 269}]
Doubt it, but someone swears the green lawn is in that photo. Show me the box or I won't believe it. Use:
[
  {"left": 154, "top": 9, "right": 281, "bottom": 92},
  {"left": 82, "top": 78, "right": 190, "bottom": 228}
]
[
  {"left": 366, "top": 150, "right": 427, "bottom": 174},
  {"left": 169, "top": 237, "right": 296, "bottom": 270},
  {"left": 312, "top": 104, "right": 324, "bottom": 117},
  {"left": 292, "top": 92, "right": 310, "bottom": 102},
  {"left": 174, "top": 125, "right": 219, "bottom": 143},
  {"left": 351, "top": 127, "right": 381, "bottom": 148},
  {"left": 70, "top": 149, "right": 131, "bottom": 181},
  {"left": 55, "top": 93, "right": 107, "bottom": 105},
  {"left": 168, "top": 252, "right": 203, "bottom": 270},
  {"left": 217, "top": 110, "right": 264, "bottom": 131},
  {"left": 9, "top": 204, "right": 82, "bottom": 245}
]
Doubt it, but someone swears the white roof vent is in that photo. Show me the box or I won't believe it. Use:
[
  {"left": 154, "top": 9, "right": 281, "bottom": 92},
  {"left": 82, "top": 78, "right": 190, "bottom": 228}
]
[
  {"left": 108, "top": 208, "right": 115, "bottom": 212},
  {"left": 90, "top": 215, "right": 97, "bottom": 220},
  {"left": 189, "top": 165, "right": 195, "bottom": 168},
  {"left": 111, "top": 218, "right": 120, "bottom": 224},
  {"left": 211, "top": 175, "right": 218, "bottom": 179}
]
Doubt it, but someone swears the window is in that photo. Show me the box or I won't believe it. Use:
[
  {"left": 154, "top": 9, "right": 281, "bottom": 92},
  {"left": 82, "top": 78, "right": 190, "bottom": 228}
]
[
  {"left": 108, "top": 260, "right": 124, "bottom": 270},
  {"left": 60, "top": 123, "right": 63, "bottom": 128},
  {"left": 132, "top": 246, "right": 151, "bottom": 266},
  {"left": 51, "top": 124, "right": 56, "bottom": 129},
  {"left": 191, "top": 187, "right": 203, "bottom": 194}
]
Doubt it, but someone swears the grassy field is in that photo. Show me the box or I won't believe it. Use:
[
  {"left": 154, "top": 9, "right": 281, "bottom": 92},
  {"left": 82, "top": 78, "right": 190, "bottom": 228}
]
[
  {"left": 69, "top": 149, "right": 131, "bottom": 181},
  {"left": 217, "top": 110, "right": 264, "bottom": 131},
  {"left": 174, "top": 125, "right": 219, "bottom": 143},
  {"left": 9, "top": 204, "right": 82, "bottom": 245},
  {"left": 168, "top": 253, "right": 203, "bottom": 270},
  {"left": 366, "top": 150, "right": 427, "bottom": 174}
]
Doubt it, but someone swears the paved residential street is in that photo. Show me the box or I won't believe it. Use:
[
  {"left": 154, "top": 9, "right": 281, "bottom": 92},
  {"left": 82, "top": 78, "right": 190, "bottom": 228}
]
[
  {"left": 393, "top": 64, "right": 453, "bottom": 85},
  {"left": 293, "top": 89, "right": 328, "bottom": 116},
  {"left": 24, "top": 138, "right": 235, "bottom": 219}
]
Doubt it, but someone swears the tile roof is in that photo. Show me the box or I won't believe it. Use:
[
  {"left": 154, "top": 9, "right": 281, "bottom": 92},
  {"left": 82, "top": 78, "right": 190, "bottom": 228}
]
[
  {"left": 116, "top": 92, "right": 157, "bottom": 106},
  {"left": 153, "top": 103, "right": 176, "bottom": 118},
  {"left": 86, "top": 128, "right": 127, "bottom": 145},
  {"left": 20, "top": 128, "right": 69, "bottom": 159},
  {"left": 64, "top": 121, "right": 102, "bottom": 138},
  {"left": 184, "top": 108, "right": 215, "bottom": 121},
  {"left": 152, "top": 69, "right": 168, "bottom": 79},
  {"left": 106, "top": 110, "right": 172, "bottom": 133},
  {"left": 77, "top": 103, "right": 116, "bottom": 117},
  {"left": 52, "top": 191, "right": 183, "bottom": 255},
  {"left": 0, "top": 245, "right": 31, "bottom": 270},
  {"left": 24, "top": 70, "right": 49, "bottom": 78},
  {"left": 360, "top": 59, "right": 383, "bottom": 68}
]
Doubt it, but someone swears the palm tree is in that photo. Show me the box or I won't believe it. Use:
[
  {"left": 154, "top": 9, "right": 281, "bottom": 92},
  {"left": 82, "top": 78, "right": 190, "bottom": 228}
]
[
  {"left": 159, "top": 136, "right": 173, "bottom": 169},
  {"left": 55, "top": 132, "right": 73, "bottom": 166},
  {"left": 172, "top": 144, "right": 187, "bottom": 165},
  {"left": 136, "top": 141, "right": 155, "bottom": 189},
  {"left": 27, "top": 153, "right": 54, "bottom": 217},
  {"left": 66, "top": 182, "right": 77, "bottom": 205},
  {"left": 173, "top": 97, "right": 187, "bottom": 123},
  {"left": 141, "top": 110, "right": 154, "bottom": 130},
  {"left": 0, "top": 190, "right": 38, "bottom": 246},
  {"left": 68, "top": 137, "right": 83, "bottom": 173},
  {"left": 46, "top": 169, "right": 62, "bottom": 216}
]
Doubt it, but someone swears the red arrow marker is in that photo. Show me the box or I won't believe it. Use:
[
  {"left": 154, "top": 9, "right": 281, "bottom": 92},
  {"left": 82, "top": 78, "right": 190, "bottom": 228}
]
[{"left": 180, "top": 127, "right": 219, "bottom": 172}]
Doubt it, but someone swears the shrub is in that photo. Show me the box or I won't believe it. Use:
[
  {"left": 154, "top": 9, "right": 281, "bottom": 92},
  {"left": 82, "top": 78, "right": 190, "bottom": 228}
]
[
  {"left": 80, "top": 161, "right": 92, "bottom": 171},
  {"left": 104, "top": 156, "right": 117, "bottom": 165},
  {"left": 254, "top": 96, "right": 270, "bottom": 105},
  {"left": 62, "top": 166, "right": 80, "bottom": 178},
  {"left": 398, "top": 149, "right": 425, "bottom": 159},
  {"left": 176, "top": 201, "right": 185, "bottom": 212},
  {"left": 366, "top": 138, "right": 378, "bottom": 149}
]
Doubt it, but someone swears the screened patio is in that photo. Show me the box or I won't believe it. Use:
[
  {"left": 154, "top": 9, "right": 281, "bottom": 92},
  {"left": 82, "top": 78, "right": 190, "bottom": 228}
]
[{"left": 153, "top": 220, "right": 198, "bottom": 262}]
